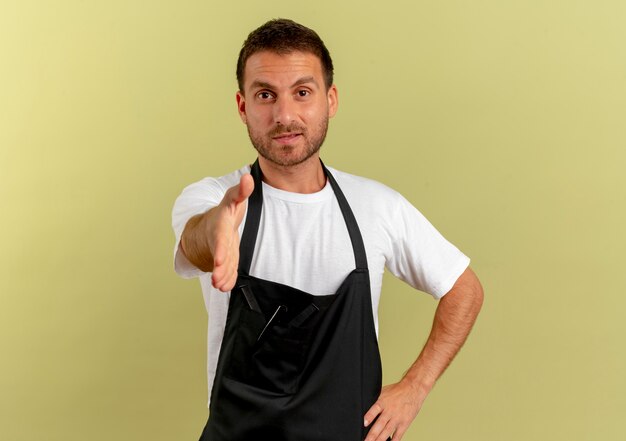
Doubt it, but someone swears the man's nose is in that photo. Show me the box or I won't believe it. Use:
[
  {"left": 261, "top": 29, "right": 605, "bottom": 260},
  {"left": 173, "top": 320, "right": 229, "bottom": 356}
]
[{"left": 273, "top": 96, "right": 297, "bottom": 125}]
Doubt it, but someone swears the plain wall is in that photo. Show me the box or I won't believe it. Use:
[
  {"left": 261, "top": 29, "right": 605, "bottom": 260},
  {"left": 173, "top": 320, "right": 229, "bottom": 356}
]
[{"left": 1, "top": 1, "right": 624, "bottom": 439}]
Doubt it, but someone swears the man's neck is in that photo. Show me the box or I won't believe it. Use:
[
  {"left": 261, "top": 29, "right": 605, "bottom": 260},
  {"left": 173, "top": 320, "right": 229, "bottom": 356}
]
[{"left": 257, "top": 155, "right": 326, "bottom": 194}]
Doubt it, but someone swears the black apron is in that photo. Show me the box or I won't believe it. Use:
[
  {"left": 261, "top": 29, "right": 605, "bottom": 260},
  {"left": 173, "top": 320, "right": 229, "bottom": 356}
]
[{"left": 199, "top": 160, "right": 383, "bottom": 441}]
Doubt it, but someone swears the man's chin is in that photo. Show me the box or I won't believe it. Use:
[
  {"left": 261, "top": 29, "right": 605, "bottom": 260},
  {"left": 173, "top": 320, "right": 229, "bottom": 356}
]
[{"left": 257, "top": 150, "right": 320, "bottom": 168}]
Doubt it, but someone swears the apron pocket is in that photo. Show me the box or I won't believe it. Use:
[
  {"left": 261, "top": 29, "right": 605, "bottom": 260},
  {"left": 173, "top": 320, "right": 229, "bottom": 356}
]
[
  {"left": 226, "top": 307, "right": 313, "bottom": 395},
  {"left": 252, "top": 325, "right": 310, "bottom": 394}
]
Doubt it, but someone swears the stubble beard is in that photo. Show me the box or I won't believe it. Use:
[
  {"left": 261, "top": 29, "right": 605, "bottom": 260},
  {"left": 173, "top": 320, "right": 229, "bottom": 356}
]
[{"left": 247, "top": 117, "right": 329, "bottom": 167}]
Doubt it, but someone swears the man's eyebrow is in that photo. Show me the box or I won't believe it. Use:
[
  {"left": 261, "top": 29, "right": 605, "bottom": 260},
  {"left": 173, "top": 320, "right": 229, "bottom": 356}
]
[
  {"left": 250, "top": 80, "right": 274, "bottom": 90},
  {"left": 291, "top": 76, "right": 318, "bottom": 88},
  {"left": 249, "top": 76, "right": 319, "bottom": 91}
]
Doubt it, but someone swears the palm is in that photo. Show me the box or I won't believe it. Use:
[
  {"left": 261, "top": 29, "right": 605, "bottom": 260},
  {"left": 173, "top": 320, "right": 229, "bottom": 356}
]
[{"left": 209, "top": 174, "right": 254, "bottom": 291}]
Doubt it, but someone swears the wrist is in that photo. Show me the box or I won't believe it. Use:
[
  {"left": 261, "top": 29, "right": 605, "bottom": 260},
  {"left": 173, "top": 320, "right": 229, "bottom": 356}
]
[{"left": 400, "top": 369, "right": 435, "bottom": 402}]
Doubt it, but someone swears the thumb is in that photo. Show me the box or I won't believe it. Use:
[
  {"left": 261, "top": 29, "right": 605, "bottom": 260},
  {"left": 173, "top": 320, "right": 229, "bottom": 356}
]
[{"left": 235, "top": 173, "right": 254, "bottom": 203}]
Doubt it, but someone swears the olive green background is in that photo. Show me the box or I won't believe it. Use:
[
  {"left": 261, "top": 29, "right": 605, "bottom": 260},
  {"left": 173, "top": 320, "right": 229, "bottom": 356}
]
[{"left": 1, "top": 1, "right": 624, "bottom": 440}]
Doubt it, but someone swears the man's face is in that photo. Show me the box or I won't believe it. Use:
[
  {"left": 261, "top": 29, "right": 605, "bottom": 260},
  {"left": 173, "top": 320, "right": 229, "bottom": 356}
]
[{"left": 236, "top": 51, "right": 338, "bottom": 167}]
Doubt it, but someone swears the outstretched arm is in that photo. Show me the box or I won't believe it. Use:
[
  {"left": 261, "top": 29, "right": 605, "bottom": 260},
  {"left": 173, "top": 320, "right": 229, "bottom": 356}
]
[
  {"left": 364, "top": 266, "right": 484, "bottom": 441},
  {"left": 180, "top": 174, "right": 254, "bottom": 292}
]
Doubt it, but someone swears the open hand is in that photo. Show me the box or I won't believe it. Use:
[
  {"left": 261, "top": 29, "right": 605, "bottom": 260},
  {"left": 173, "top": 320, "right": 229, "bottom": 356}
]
[
  {"left": 207, "top": 174, "right": 254, "bottom": 291},
  {"left": 364, "top": 380, "right": 424, "bottom": 441}
]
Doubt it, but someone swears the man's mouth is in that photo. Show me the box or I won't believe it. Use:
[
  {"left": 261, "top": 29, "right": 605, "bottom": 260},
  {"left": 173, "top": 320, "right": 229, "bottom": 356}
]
[{"left": 272, "top": 132, "right": 302, "bottom": 144}]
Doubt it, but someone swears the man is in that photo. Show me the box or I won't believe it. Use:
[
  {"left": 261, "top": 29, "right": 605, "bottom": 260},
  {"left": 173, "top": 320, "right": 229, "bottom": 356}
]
[{"left": 172, "top": 18, "right": 483, "bottom": 441}]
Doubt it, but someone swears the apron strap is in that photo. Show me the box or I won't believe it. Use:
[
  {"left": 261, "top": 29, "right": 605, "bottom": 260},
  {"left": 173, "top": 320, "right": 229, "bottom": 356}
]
[
  {"left": 238, "top": 160, "right": 263, "bottom": 275},
  {"left": 238, "top": 159, "right": 369, "bottom": 276},
  {"left": 321, "top": 160, "right": 368, "bottom": 271}
]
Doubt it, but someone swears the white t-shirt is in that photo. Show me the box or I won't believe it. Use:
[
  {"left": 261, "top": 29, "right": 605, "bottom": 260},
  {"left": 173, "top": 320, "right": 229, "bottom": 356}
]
[{"left": 172, "top": 164, "right": 470, "bottom": 405}]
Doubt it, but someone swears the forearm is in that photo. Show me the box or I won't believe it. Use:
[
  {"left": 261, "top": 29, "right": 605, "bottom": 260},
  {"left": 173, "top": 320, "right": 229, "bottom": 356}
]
[
  {"left": 400, "top": 267, "right": 484, "bottom": 401},
  {"left": 362, "top": 268, "right": 483, "bottom": 440},
  {"left": 180, "top": 208, "right": 217, "bottom": 272}
]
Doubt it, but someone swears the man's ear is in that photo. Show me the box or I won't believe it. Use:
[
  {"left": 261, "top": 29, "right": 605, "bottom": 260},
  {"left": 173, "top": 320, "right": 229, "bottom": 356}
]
[
  {"left": 236, "top": 91, "right": 247, "bottom": 124},
  {"left": 327, "top": 85, "right": 338, "bottom": 118}
]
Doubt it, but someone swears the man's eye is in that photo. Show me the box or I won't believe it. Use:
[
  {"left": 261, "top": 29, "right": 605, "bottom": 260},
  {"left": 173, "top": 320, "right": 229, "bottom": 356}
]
[
  {"left": 297, "top": 90, "right": 310, "bottom": 97},
  {"left": 258, "top": 92, "right": 273, "bottom": 99}
]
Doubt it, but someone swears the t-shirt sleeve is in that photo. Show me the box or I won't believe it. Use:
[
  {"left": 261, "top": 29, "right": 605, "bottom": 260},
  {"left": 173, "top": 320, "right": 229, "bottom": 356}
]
[
  {"left": 171, "top": 178, "right": 225, "bottom": 279},
  {"left": 385, "top": 194, "right": 470, "bottom": 299}
]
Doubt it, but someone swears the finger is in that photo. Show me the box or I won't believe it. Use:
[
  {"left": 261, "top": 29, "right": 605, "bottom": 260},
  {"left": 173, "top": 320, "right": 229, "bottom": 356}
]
[
  {"left": 212, "top": 237, "right": 227, "bottom": 267},
  {"left": 371, "top": 419, "right": 395, "bottom": 441},
  {"left": 379, "top": 425, "right": 396, "bottom": 441},
  {"left": 364, "top": 402, "right": 383, "bottom": 427},
  {"left": 211, "top": 261, "right": 226, "bottom": 290},
  {"left": 212, "top": 211, "right": 239, "bottom": 266},
  {"left": 211, "top": 243, "right": 231, "bottom": 287},
  {"left": 215, "top": 274, "right": 233, "bottom": 293},
  {"left": 213, "top": 268, "right": 232, "bottom": 292},
  {"left": 392, "top": 424, "right": 408, "bottom": 441},
  {"left": 222, "top": 265, "right": 239, "bottom": 292},
  {"left": 365, "top": 413, "right": 390, "bottom": 441},
  {"left": 211, "top": 271, "right": 222, "bottom": 290},
  {"left": 213, "top": 248, "right": 234, "bottom": 291}
]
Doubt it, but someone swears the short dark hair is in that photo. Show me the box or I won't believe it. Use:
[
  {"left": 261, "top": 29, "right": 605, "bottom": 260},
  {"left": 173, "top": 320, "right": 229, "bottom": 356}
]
[{"left": 236, "top": 18, "right": 334, "bottom": 92}]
